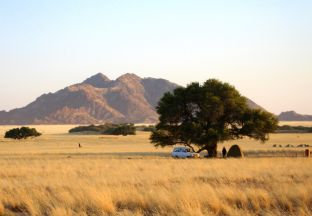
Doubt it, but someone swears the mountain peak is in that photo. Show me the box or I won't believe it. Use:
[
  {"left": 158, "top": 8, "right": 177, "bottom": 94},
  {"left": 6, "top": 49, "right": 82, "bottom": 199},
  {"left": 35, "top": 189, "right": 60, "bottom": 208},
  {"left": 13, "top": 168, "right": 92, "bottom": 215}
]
[
  {"left": 278, "top": 110, "right": 312, "bottom": 121},
  {"left": 117, "top": 73, "right": 141, "bottom": 82},
  {"left": 83, "top": 73, "right": 110, "bottom": 88}
]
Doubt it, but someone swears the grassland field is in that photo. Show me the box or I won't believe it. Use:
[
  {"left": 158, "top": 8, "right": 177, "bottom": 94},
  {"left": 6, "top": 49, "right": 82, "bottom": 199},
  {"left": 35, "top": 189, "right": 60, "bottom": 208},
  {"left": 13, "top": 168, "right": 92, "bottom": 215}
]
[{"left": 0, "top": 123, "right": 312, "bottom": 216}]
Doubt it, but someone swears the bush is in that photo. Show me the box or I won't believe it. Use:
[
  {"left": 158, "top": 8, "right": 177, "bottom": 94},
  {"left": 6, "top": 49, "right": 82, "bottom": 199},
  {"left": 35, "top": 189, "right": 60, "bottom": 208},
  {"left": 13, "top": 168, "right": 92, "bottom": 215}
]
[
  {"left": 135, "top": 125, "right": 156, "bottom": 132},
  {"left": 69, "top": 124, "right": 107, "bottom": 133},
  {"left": 104, "top": 124, "right": 136, "bottom": 136},
  {"left": 142, "top": 125, "right": 156, "bottom": 132},
  {"left": 4, "top": 127, "right": 41, "bottom": 139},
  {"left": 69, "top": 123, "right": 136, "bottom": 136},
  {"left": 227, "top": 145, "right": 244, "bottom": 158},
  {"left": 276, "top": 125, "right": 312, "bottom": 133}
]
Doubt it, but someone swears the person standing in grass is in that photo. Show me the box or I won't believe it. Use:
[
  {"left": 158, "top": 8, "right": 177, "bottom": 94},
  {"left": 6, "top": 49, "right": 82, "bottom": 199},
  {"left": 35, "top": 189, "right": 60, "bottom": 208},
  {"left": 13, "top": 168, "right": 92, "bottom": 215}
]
[{"left": 222, "top": 147, "right": 227, "bottom": 158}]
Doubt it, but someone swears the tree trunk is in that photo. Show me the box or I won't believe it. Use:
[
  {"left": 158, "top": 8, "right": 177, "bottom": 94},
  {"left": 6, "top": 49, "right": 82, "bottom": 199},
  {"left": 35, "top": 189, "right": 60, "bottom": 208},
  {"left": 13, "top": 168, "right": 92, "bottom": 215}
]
[{"left": 206, "top": 143, "right": 218, "bottom": 158}]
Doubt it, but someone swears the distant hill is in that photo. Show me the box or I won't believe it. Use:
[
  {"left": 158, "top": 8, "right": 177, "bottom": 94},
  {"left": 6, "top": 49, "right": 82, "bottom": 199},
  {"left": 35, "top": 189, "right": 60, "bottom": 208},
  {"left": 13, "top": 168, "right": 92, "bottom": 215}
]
[
  {"left": 0, "top": 73, "right": 264, "bottom": 124},
  {"left": 246, "top": 99, "right": 264, "bottom": 110},
  {"left": 0, "top": 73, "right": 178, "bottom": 124},
  {"left": 278, "top": 111, "right": 312, "bottom": 121}
]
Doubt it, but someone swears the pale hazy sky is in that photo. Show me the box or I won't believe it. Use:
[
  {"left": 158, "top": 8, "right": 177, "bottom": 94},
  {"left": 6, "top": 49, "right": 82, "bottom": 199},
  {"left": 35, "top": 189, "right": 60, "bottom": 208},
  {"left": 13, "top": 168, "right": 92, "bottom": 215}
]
[{"left": 0, "top": 0, "right": 311, "bottom": 115}]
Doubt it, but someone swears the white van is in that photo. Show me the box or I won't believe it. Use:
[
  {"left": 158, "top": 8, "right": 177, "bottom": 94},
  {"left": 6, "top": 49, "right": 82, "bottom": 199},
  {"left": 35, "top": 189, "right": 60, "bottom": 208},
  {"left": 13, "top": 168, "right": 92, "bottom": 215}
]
[{"left": 171, "top": 146, "right": 200, "bottom": 158}]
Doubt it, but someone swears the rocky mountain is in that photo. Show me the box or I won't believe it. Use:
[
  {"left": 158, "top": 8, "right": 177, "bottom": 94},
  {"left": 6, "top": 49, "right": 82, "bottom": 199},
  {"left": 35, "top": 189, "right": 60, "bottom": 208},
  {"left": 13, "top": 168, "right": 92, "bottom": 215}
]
[
  {"left": 0, "top": 73, "right": 178, "bottom": 124},
  {"left": 278, "top": 111, "right": 312, "bottom": 121},
  {"left": 246, "top": 99, "right": 263, "bottom": 110},
  {"left": 0, "top": 73, "right": 264, "bottom": 124}
]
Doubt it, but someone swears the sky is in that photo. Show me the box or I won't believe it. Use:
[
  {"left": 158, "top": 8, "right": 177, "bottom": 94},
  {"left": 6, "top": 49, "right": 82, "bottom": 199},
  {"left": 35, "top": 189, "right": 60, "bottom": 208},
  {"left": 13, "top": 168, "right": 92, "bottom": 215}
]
[{"left": 0, "top": 0, "right": 311, "bottom": 115}]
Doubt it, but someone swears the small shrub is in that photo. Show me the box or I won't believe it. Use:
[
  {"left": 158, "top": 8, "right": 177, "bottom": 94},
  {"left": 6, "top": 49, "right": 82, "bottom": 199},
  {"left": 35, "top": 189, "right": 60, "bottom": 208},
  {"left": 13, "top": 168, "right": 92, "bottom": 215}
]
[
  {"left": 227, "top": 145, "right": 243, "bottom": 158},
  {"left": 4, "top": 127, "right": 41, "bottom": 139}
]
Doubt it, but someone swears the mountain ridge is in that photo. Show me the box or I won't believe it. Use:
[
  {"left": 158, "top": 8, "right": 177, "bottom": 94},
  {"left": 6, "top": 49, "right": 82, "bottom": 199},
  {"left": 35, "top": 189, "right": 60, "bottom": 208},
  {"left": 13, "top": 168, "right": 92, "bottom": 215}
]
[
  {"left": 0, "top": 73, "right": 265, "bottom": 124},
  {"left": 0, "top": 73, "right": 178, "bottom": 124},
  {"left": 278, "top": 111, "right": 312, "bottom": 121}
]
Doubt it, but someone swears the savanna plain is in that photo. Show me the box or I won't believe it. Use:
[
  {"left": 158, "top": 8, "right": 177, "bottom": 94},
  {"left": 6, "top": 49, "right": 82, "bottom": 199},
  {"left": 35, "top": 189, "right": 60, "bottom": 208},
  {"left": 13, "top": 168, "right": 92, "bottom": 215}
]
[{"left": 0, "top": 123, "right": 312, "bottom": 216}]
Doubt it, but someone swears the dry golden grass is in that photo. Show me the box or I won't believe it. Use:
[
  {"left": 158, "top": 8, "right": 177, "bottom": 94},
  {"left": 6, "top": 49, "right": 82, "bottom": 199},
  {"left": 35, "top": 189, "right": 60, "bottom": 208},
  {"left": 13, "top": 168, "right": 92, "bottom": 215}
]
[
  {"left": 0, "top": 124, "right": 311, "bottom": 156},
  {"left": 279, "top": 121, "right": 312, "bottom": 127},
  {"left": 0, "top": 125, "right": 312, "bottom": 216},
  {"left": 0, "top": 157, "right": 312, "bottom": 216}
]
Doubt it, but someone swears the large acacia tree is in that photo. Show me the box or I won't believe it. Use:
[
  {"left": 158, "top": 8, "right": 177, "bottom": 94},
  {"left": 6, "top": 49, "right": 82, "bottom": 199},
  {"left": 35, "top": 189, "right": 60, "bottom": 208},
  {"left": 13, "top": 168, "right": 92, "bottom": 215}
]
[{"left": 150, "top": 79, "right": 278, "bottom": 157}]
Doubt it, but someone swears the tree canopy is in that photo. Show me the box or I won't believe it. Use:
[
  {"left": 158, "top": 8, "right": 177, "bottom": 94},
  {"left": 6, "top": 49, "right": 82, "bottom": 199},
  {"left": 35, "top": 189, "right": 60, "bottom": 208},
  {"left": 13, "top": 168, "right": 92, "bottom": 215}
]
[
  {"left": 4, "top": 127, "right": 41, "bottom": 139},
  {"left": 150, "top": 79, "right": 278, "bottom": 157}
]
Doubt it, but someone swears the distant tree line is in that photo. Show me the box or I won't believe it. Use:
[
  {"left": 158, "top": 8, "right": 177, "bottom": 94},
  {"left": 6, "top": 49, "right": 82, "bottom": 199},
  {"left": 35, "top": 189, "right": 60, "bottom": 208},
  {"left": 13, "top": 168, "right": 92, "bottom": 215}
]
[
  {"left": 135, "top": 125, "right": 156, "bottom": 132},
  {"left": 69, "top": 123, "right": 136, "bottom": 136},
  {"left": 4, "top": 127, "right": 41, "bottom": 139},
  {"left": 276, "top": 125, "right": 312, "bottom": 133}
]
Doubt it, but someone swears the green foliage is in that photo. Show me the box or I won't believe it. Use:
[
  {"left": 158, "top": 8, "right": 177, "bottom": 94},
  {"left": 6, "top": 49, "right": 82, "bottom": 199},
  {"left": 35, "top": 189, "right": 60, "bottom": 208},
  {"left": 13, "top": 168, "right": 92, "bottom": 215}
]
[
  {"left": 104, "top": 123, "right": 136, "bottom": 136},
  {"left": 69, "top": 124, "right": 109, "bottom": 133},
  {"left": 227, "top": 145, "right": 244, "bottom": 158},
  {"left": 69, "top": 123, "right": 136, "bottom": 136},
  {"left": 4, "top": 127, "right": 41, "bottom": 139},
  {"left": 150, "top": 79, "right": 278, "bottom": 157},
  {"left": 136, "top": 125, "right": 156, "bottom": 132},
  {"left": 276, "top": 125, "right": 312, "bottom": 133}
]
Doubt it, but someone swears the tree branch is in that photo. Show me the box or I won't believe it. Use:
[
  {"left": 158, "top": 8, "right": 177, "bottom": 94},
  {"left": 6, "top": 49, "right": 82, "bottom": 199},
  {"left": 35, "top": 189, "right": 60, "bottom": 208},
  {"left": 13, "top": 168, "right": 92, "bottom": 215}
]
[
  {"left": 196, "top": 146, "right": 207, "bottom": 153},
  {"left": 184, "top": 143, "right": 195, "bottom": 152}
]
